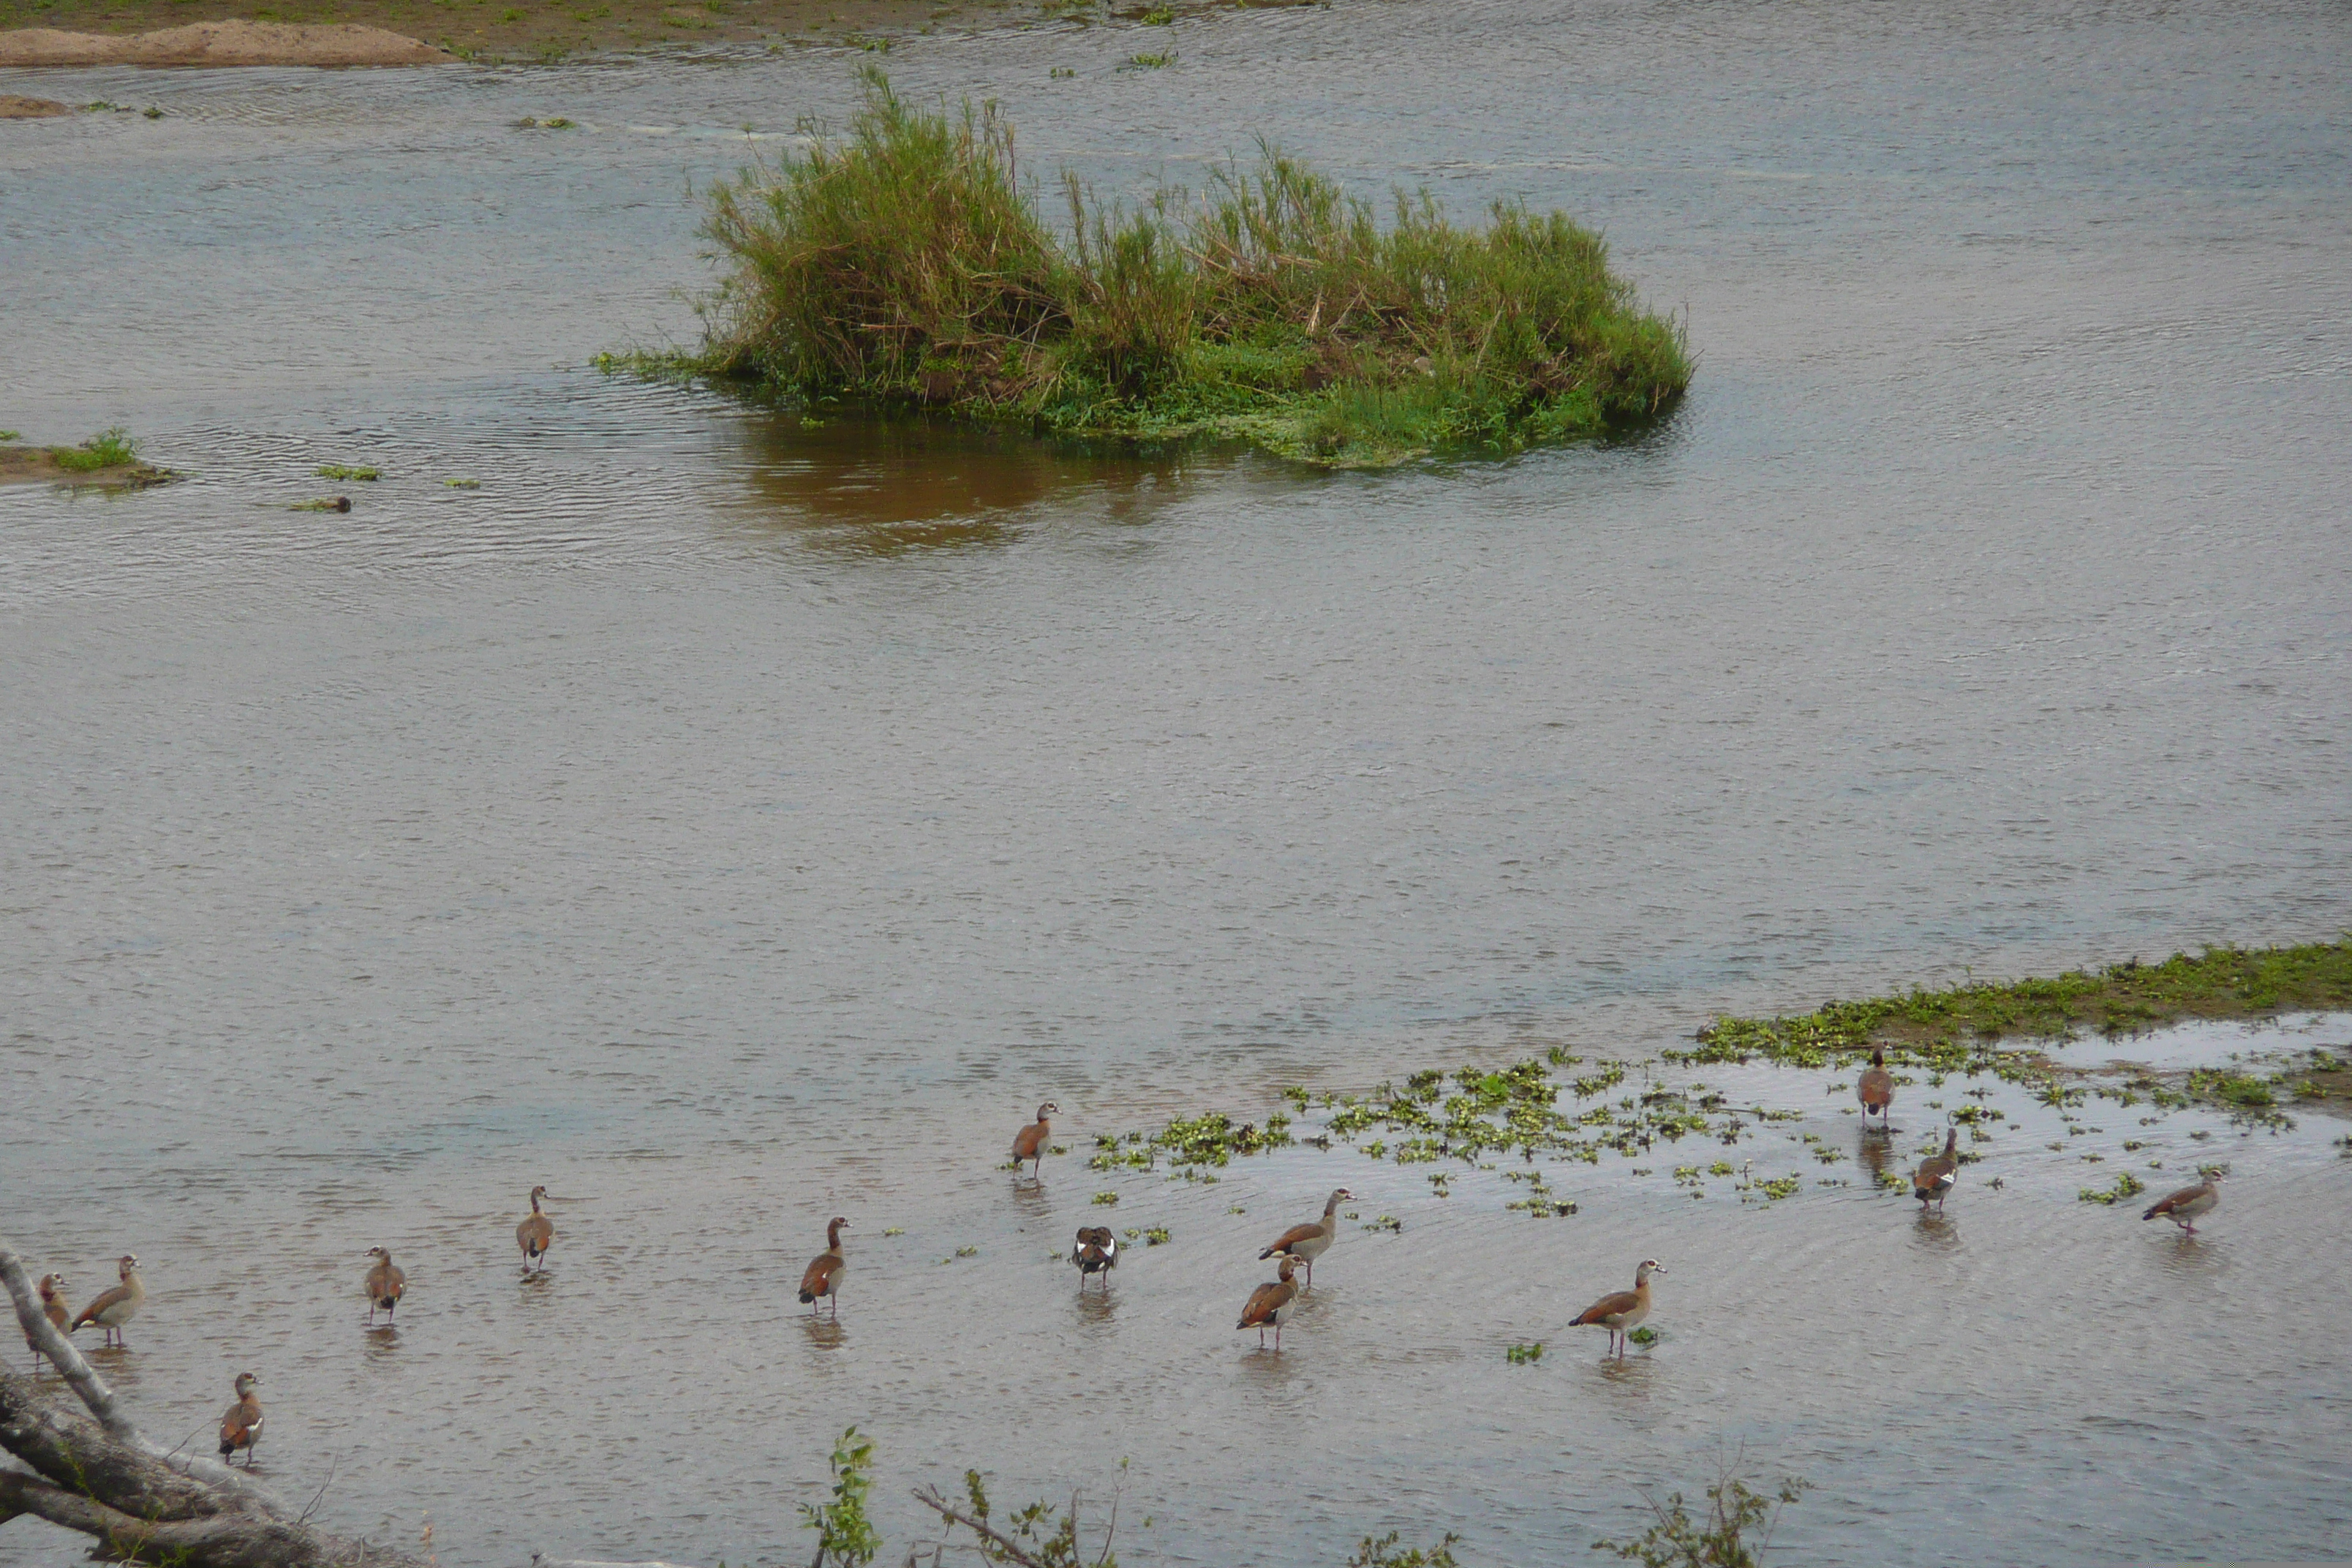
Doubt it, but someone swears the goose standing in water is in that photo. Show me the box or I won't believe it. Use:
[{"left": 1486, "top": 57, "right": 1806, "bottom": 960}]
[
  {"left": 217, "top": 1372, "right": 264, "bottom": 1465},
  {"left": 1857, "top": 1049, "right": 1895, "bottom": 1131},
  {"left": 1571, "top": 1258, "right": 1665, "bottom": 1357},
  {"left": 1011, "top": 1102, "right": 1060, "bottom": 1176},
  {"left": 799, "top": 1217, "right": 848, "bottom": 1317},
  {"left": 1911, "top": 1128, "right": 1959, "bottom": 1211},
  {"left": 363, "top": 1246, "right": 406, "bottom": 1325},
  {"left": 71, "top": 1256, "right": 144, "bottom": 1349},
  {"left": 25, "top": 1273, "right": 67, "bottom": 1362},
  {"left": 1258, "top": 1188, "right": 1354, "bottom": 1287},
  {"left": 1071, "top": 1226, "right": 1119, "bottom": 1290},
  {"left": 1236, "top": 1256, "right": 1299, "bottom": 1350},
  {"left": 2142, "top": 1170, "right": 2222, "bottom": 1235},
  {"left": 516, "top": 1186, "right": 554, "bottom": 1272}
]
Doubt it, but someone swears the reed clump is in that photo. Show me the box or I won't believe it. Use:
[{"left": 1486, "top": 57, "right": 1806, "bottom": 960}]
[{"left": 683, "top": 69, "right": 1689, "bottom": 467}]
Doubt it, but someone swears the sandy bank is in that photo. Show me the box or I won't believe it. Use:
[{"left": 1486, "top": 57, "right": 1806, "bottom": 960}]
[
  {"left": 0, "top": 445, "right": 177, "bottom": 489},
  {"left": 0, "top": 91, "right": 72, "bottom": 113},
  {"left": 0, "top": 20, "right": 452, "bottom": 66}
]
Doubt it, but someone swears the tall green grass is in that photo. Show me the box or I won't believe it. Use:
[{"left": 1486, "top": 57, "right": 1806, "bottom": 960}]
[{"left": 687, "top": 69, "right": 1689, "bottom": 467}]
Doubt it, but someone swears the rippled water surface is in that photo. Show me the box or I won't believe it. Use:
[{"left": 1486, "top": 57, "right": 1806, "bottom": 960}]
[{"left": 4, "top": 0, "right": 2351, "bottom": 1563}]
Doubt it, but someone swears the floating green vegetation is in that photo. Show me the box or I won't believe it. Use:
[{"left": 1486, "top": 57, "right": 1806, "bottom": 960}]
[
  {"left": 1091, "top": 1191, "right": 1119, "bottom": 1205},
  {"left": 444, "top": 478, "right": 481, "bottom": 489},
  {"left": 1142, "top": 1225, "right": 1172, "bottom": 1245},
  {"left": 881, "top": 1226, "right": 905, "bottom": 1236},
  {"left": 51, "top": 427, "right": 140, "bottom": 472},
  {"left": 1757, "top": 1174, "right": 1801, "bottom": 1200},
  {"left": 1626, "top": 1326, "right": 1662, "bottom": 1347},
  {"left": 289, "top": 497, "right": 352, "bottom": 513},
  {"left": 1123, "top": 49, "right": 1175, "bottom": 67},
  {"left": 1049, "top": 64, "right": 1077, "bottom": 77},
  {"left": 2185, "top": 1068, "right": 2273, "bottom": 1110},
  {"left": 651, "top": 70, "right": 1688, "bottom": 470},
  {"left": 517, "top": 115, "right": 579, "bottom": 129},
  {"left": 1362, "top": 1213, "right": 1401, "bottom": 1232},
  {"left": 316, "top": 463, "right": 380, "bottom": 481},
  {"left": 0, "top": 431, "right": 19, "bottom": 442},
  {"left": 2078, "top": 1172, "right": 2147, "bottom": 1206},
  {"left": 1323, "top": 1060, "right": 1731, "bottom": 1166},
  {"left": 1505, "top": 1341, "right": 1545, "bottom": 1365}
]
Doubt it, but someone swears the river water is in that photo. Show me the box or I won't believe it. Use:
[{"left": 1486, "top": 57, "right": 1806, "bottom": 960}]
[{"left": 4, "top": 0, "right": 2350, "bottom": 1562}]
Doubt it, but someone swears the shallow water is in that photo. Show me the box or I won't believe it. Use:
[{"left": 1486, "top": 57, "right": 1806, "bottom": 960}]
[{"left": 4, "top": 0, "right": 2351, "bottom": 1563}]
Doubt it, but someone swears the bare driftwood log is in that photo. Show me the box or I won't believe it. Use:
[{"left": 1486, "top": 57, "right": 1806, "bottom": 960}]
[{"left": 0, "top": 1236, "right": 426, "bottom": 1568}]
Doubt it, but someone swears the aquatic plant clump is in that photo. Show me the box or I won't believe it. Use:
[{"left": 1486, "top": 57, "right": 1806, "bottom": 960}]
[{"left": 685, "top": 70, "right": 1689, "bottom": 467}]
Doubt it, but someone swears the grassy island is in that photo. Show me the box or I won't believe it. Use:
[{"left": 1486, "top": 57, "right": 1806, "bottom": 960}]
[{"left": 641, "top": 72, "right": 1690, "bottom": 467}]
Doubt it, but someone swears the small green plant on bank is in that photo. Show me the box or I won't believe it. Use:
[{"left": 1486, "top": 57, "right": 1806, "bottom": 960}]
[
  {"left": 1348, "top": 1531, "right": 1460, "bottom": 1568},
  {"left": 1595, "top": 1465, "right": 1805, "bottom": 1568},
  {"left": 802, "top": 1427, "right": 880, "bottom": 1568},
  {"left": 1139, "top": 3, "right": 1172, "bottom": 20},
  {"left": 51, "top": 428, "right": 138, "bottom": 471},
  {"left": 655, "top": 69, "right": 1689, "bottom": 469},
  {"left": 916, "top": 1464, "right": 1125, "bottom": 1567}
]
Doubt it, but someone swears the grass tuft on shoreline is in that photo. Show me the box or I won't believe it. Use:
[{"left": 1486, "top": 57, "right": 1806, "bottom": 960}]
[{"left": 641, "top": 69, "right": 1689, "bottom": 467}]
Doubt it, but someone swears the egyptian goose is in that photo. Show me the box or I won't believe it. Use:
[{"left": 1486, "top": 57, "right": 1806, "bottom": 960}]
[
  {"left": 1237, "top": 1256, "right": 1300, "bottom": 1349},
  {"left": 71, "top": 1255, "right": 144, "bottom": 1349},
  {"left": 1571, "top": 1258, "right": 1665, "bottom": 1357},
  {"left": 1011, "top": 1102, "right": 1060, "bottom": 1176},
  {"left": 2142, "top": 1170, "right": 2222, "bottom": 1234},
  {"left": 1911, "top": 1128, "right": 1959, "bottom": 1210},
  {"left": 1070, "top": 1226, "right": 1119, "bottom": 1289},
  {"left": 363, "top": 1246, "right": 406, "bottom": 1325},
  {"left": 217, "top": 1372, "right": 264, "bottom": 1465},
  {"left": 799, "top": 1217, "right": 848, "bottom": 1317},
  {"left": 1857, "top": 1049, "right": 1894, "bottom": 1131},
  {"left": 516, "top": 1186, "right": 554, "bottom": 1271},
  {"left": 1258, "top": 1188, "right": 1353, "bottom": 1286}
]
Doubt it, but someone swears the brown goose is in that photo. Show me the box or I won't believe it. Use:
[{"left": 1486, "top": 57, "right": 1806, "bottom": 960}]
[
  {"left": 71, "top": 1255, "right": 144, "bottom": 1349},
  {"left": 363, "top": 1246, "right": 406, "bottom": 1325},
  {"left": 1571, "top": 1258, "right": 1665, "bottom": 1357},
  {"left": 1011, "top": 1102, "right": 1060, "bottom": 1176},
  {"left": 516, "top": 1186, "right": 554, "bottom": 1272},
  {"left": 25, "top": 1273, "right": 67, "bottom": 1362},
  {"left": 1257, "top": 1187, "right": 1354, "bottom": 1287},
  {"left": 1911, "top": 1128, "right": 1959, "bottom": 1210},
  {"left": 2142, "top": 1170, "right": 2222, "bottom": 1235},
  {"left": 1070, "top": 1226, "right": 1119, "bottom": 1289},
  {"left": 1857, "top": 1048, "right": 1894, "bottom": 1131},
  {"left": 1236, "top": 1256, "right": 1300, "bottom": 1349},
  {"left": 217, "top": 1372, "right": 263, "bottom": 1466},
  {"left": 799, "top": 1217, "right": 848, "bottom": 1317}
]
